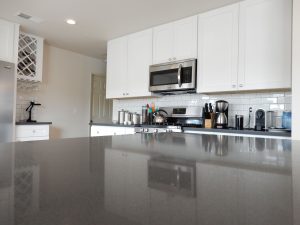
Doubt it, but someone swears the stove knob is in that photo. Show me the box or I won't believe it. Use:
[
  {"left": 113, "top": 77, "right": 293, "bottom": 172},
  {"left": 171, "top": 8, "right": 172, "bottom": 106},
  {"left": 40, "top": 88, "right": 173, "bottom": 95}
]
[
  {"left": 144, "top": 128, "right": 149, "bottom": 133},
  {"left": 140, "top": 128, "right": 144, "bottom": 133},
  {"left": 154, "top": 129, "right": 158, "bottom": 133}
]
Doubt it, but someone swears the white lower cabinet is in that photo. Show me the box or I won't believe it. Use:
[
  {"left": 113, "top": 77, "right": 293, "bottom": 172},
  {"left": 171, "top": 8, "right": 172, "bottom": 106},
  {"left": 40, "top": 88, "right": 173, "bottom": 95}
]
[
  {"left": 15, "top": 125, "right": 50, "bottom": 141},
  {"left": 90, "top": 125, "right": 135, "bottom": 137},
  {"left": 104, "top": 149, "right": 150, "bottom": 224}
]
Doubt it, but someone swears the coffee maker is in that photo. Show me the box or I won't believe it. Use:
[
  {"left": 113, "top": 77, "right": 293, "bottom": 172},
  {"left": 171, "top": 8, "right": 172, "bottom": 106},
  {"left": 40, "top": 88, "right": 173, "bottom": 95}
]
[{"left": 215, "top": 100, "right": 229, "bottom": 129}]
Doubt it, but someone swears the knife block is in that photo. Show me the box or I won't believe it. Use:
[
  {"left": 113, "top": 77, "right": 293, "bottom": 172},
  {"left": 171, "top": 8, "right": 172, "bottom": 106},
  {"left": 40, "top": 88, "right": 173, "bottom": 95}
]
[{"left": 204, "top": 113, "right": 215, "bottom": 128}]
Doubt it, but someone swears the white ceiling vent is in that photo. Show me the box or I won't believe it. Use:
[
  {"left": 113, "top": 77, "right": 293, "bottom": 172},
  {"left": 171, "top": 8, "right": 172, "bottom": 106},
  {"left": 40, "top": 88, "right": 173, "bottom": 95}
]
[{"left": 15, "top": 12, "right": 43, "bottom": 23}]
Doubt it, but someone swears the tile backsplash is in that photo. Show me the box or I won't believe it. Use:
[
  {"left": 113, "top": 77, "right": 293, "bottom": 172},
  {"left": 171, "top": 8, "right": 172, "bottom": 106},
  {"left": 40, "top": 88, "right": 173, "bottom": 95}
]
[
  {"left": 16, "top": 94, "right": 44, "bottom": 122},
  {"left": 113, "top": 91, "right": 292, "bottom": 128}
]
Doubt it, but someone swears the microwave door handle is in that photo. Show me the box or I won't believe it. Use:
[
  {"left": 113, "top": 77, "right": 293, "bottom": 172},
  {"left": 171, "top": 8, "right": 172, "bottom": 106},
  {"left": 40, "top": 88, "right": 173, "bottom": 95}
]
[{"left": 178, "top": 64, "right": 182, "bottom": 87}]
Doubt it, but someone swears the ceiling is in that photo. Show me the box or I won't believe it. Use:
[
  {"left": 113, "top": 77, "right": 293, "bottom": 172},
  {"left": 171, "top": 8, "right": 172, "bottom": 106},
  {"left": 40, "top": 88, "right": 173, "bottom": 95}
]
[{"left": 0, "top": 0, "right": 240, "bottom": 59}]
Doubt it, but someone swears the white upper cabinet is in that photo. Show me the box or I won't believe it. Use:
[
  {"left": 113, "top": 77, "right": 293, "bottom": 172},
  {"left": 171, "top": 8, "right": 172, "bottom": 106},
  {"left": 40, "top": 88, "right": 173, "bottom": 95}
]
[
  {"left": 17, "top": 32, "right": 44, "bottom": 82},
  {"left": 238, "top": 0, "right": 292, "bottom": 90},
  {"left": 106, "top": 36, "right": 128, "bottom": 99},
  {"left": 0, "top": 19, "right": 19, "bottom": 64},
  {"left": 127, "top": 29, "right": 153, "bottom": 97},
  {"left": 106, "top": 29, "right": 153, "bottom": 99},
  {"left": 197, "top": 4, "right": 239, "bottom": 93},
  {"left": 173, "top": 16, "right": 198, "bottom": 62},
  {"left": 153, "top": 16, "right": 197, "bottom": 64},
  {"left": 153, "top": 23, "right": 174, "bottom": 64},
  {"left": 197, "top": 0, "right": 292, "bottom": 93}
]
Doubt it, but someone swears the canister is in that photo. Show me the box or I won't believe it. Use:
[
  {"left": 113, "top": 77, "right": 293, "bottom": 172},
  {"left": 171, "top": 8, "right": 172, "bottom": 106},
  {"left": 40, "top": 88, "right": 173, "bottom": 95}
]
[
  {"left": 118, "top": 110, "right": 125, "bottom": 124},
  {"left": 132, "top": 113, "right": 140, "bottom": 125}
]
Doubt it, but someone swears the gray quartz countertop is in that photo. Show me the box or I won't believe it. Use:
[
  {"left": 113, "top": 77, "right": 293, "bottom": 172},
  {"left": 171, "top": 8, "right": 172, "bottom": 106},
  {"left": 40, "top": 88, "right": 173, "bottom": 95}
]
[
  {"left": 16, "top": 121, "right": 52, "bottom": 125},
  {"left": 0, "top": 133, "right": 299, "bottom": 225}
]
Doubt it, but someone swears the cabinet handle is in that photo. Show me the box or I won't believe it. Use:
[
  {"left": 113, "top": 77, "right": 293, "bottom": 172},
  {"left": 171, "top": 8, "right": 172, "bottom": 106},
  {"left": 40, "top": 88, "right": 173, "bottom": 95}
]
[
  {"left": 232, "top": 84, "right": 236, "bottom": 88},
  {"left": 239, "top": 84, "right": 244, "bottom": 87}
]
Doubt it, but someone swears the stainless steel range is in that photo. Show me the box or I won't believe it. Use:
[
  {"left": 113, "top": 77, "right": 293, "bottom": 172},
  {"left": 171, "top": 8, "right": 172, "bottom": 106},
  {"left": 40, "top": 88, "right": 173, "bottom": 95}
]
[{"left": 135, "top": 106, "right": 203, "bottom": 134}]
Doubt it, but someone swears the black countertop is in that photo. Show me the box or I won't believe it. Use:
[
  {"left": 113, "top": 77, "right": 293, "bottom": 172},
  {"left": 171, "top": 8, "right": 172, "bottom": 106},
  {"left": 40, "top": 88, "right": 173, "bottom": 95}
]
[
  {"left": 90, "top": 122, "right": 291, "bottom": 137},
  {"left": 16, "top": 121, "right": 52, "bottom": 125},
  {"left": 184, "top": 127, "right": 292, "bottom": 137},
  {"left": 1, "top": 133, "right": 299, "bottom": 225}
]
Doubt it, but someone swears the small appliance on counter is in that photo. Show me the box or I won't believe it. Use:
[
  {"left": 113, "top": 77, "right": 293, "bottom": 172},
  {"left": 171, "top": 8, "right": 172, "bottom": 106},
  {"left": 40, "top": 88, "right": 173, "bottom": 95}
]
[
  {"left": 265, "top": 110, "right": 291, "bottom": 133},
  {"left": 235, "top": 115, "right": 244, "bottom": 130},
  {"left": 255, "top": 109, "right": 265, "bottom": 131},
  {"left": 215, "top": 100, "right": 229, "bottom": 129}
]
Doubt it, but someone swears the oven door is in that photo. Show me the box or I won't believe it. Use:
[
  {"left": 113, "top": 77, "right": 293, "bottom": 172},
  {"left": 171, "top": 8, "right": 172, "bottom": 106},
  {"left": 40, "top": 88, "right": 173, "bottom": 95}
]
[{"left": 149, "top": 59, "right": 197, "bottom": 92}]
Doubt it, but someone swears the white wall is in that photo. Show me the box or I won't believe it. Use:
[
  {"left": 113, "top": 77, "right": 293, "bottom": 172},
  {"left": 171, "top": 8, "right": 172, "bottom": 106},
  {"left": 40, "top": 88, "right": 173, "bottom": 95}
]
[
  {"left": 293, "top": 0, "right": 300, "bottom": 140},
  {"left": 17, "top": 44, "right": 106, "bottom": 139}
]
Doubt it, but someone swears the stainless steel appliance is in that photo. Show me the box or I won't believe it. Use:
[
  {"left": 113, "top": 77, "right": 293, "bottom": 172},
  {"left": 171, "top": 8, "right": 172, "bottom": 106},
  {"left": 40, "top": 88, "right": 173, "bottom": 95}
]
[
  {"left": 131, "top": 113, "right": 140, "bottom": 125},
  {"left": 148, "top": 158, "right": 196, "bottom": 197},
  {"left": 215, "top": 100, "right": 229, "bottom": 129},
  {"left": 0, "top": 61, "right": 15, "bottom": 143},
  {"left": 160, "top": 106, "right": 203, "bottom": 126},
  {"left": 255, "top": 109, "right": 266, "bottom": 131},
  {"left": 235, "top": 115, "right": 244, "bottom": 130},
  {"left": 149, "top": 58, "right": 197, "bottom": 94},
  {"left": 135, "top": 106, "right": 203, "bottom": 134},
  {"left": 152, "top": 109, "right": 168, "bottom": 124},
  {"left": 118, "top": 110, "right": 125, "bottom": 124}
]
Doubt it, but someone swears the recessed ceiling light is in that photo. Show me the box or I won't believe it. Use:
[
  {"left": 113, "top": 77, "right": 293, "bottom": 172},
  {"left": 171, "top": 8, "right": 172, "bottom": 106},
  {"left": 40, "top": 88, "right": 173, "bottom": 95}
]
[{"left": 66, "top": 19, "right": 76, "bottom": 25}]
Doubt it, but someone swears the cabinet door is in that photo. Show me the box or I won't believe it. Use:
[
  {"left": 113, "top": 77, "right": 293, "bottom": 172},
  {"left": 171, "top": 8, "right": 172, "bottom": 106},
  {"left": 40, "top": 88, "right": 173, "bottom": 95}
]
[
  {"left": 90, "top": 126, "right": 126, "bottom": 136},
  {"left": 127, "top": 29, "right": 153, "bottom": 97},
  {"left": 106, "top": 37, "right": 128, "bottom": 99},
  {"left": 173, "top": 16, "right": 198, "bottom": 61},
  {"left": 238, "top": 0, "right": 292, "bottom": 90},
  {"left": 0, "top": 19, "right": 17, "bottom": 63},
  {"left": 153, "top": 23, "right": 174, "bottom": 64},
  {"left": 197, "top": 4, "right": 239, "bottom": 93}
]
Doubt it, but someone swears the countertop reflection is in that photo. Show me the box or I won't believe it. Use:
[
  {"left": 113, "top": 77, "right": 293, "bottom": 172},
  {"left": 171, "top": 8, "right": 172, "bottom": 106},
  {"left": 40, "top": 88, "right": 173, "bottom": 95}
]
[{"left": 0, "top": 133, "right": 299, "bottom": 225}]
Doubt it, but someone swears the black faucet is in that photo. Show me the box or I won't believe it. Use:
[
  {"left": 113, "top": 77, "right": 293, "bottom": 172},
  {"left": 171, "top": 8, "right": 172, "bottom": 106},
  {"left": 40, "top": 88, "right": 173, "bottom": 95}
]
[{"left": 26, "top": 101, "right": 41, "bottom": 122}]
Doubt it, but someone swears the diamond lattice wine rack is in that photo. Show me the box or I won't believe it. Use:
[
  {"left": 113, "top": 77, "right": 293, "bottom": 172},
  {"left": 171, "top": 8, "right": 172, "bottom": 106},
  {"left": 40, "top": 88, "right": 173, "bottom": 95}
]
[{"left": 17, "top": 32, "right": 44, "bottom": 82}]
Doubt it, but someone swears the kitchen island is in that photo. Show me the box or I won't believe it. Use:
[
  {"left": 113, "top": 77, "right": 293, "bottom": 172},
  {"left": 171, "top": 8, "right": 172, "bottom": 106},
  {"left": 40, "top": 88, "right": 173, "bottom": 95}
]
[{"left": 0, "top": 133, "right": 299, "bottom": 225}]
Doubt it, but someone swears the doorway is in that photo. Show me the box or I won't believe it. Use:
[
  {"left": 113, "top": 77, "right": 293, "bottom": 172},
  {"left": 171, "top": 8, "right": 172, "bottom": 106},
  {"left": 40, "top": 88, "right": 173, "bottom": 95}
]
[{"left": 90, "top": 74, "right": 112, "bottom": 123}]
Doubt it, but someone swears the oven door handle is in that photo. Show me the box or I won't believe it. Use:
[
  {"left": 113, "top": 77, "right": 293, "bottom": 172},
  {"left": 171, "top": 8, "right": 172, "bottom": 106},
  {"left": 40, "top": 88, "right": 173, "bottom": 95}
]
[{"left": 178, "top": 64, "right": 182, "bottom": 87}]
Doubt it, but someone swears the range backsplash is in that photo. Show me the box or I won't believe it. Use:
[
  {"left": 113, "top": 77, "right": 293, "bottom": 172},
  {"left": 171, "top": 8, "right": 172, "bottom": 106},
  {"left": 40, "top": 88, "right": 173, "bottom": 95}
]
[{"left": 113, "top": 91, "right": 292, "bottom": 128}]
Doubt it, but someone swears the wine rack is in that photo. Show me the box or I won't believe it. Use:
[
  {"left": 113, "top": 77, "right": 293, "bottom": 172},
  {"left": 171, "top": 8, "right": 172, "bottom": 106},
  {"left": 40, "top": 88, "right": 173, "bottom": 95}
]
[{"left": 17, "top": 32, "right": 44, "bottom": 82}]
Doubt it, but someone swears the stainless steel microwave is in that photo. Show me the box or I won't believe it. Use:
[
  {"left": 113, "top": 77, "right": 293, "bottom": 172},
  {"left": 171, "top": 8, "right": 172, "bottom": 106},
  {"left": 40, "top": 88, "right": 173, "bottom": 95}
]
[{"left": 149, "top": 58, "right": 197, "bottom": 93}]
